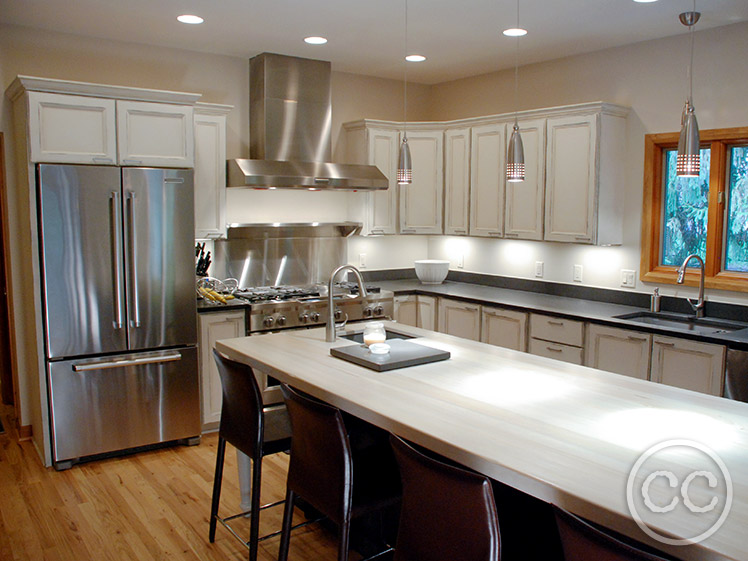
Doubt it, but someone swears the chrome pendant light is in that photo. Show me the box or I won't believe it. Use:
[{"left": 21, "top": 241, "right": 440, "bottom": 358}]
[
  {"left": 676, "top": 4, "right": 701, "bottom": 178},
  {"left": 506, "top": 0, "right": 525, "bottom": 183},
  {"left": 397, "top": 0, "right": 413, "bottom": 185}
]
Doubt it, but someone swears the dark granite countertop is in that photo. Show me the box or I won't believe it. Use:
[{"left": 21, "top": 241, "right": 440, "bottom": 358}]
[
  {"left": 374, "top": 279, "right": 748, "bottom": 350},
  {"left": 197, "top": 297, "right": 251, "bottom": 312}
]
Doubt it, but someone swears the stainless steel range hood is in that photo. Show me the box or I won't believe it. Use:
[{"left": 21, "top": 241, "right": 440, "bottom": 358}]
[{"left": 228, "top": 53, "right": 388, "bottom": 191}]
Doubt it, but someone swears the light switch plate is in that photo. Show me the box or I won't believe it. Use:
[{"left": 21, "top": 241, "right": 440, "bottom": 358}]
[
  {"left": 535, "top": 261, "right": 544, "bottom": 278},
  {"left": 457, "top": 254, "right": 465, "bottom": 269},
  {"left": 573, "top": 264, "right": 583, "bottom": 282},
  {"left": 359, "top": 253, "right": 367, "bottom": 268},
  {"left": 621, "top": 269, "right": 636, "bottom": 288}
]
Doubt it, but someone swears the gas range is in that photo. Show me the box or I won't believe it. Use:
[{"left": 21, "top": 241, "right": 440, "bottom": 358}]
[{"left": 240, "top": 283, "right": 394, "bottom": 333}]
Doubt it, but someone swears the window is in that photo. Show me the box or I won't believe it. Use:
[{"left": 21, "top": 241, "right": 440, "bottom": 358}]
[{"left": 641, "top": 127, "right": 748, "bottom": 292}]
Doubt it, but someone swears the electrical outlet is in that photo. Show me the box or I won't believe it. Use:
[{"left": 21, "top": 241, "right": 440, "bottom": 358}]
[
  {"left": 457, "top": 254, "right": 465, "bottom": 269},
  {"left": 535, "top": 261, "right": 544, "bottom": 278},
  {"left": 359, "top": 253, "right": 367, "bottom": 268},
  {"left": 621, "top": 269, "right": 636, "bottom": 288},
  {"left": 573, "top": 264, "right": 583, "bottom": 283}
]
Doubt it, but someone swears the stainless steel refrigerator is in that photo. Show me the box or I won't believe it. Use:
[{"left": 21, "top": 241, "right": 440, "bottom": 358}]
[{"left": 37, "top": 164, "right": 200, "bottom": 470}]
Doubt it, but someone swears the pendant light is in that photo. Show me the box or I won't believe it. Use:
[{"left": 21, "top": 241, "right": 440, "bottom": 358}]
[
  {"left": 506, "top": 0, "right": 525, "bottom": 183},
  {"left": 397, "top": 0, "right": 413, "bottom": 185},
  {"left": 676, "top": 3, "right": 700, "bottom": 178}
]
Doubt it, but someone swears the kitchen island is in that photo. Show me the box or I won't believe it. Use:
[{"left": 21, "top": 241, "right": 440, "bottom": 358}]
[{"left": 216, "top": 321, "right": 748, "bottom": 561}]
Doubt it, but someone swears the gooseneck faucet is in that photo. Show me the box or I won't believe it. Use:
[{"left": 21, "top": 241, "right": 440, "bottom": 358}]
[
  {"left": 676, "top": 253, "right": 705, "bottom": 318},
  {"left": 326, "top": 265, "right": 368, "bottom": 342}
]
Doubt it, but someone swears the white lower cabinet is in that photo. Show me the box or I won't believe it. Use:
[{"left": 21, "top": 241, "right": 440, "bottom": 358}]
[
  {"left": 481, "top": 306, "right": 527, "bottom": 351},
  {"left": 198, "top": 310, "right": 246, "bottom": 428},
  {"left": 394, "top": 294, "right": 437, "bottom": 331},
  {"left": 528, "top": 313, "right": 584, "bottom": 365},
  {"left": 585, "top": 324, "right": 651, "bottom": 380},
  {"left": 651, "top": 335, "right": 725, "bottom": 396},
  {"left": 438, "top": 298, "right": 481, "bottom": 341}
]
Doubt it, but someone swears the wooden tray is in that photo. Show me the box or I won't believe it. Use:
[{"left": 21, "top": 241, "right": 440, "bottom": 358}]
[{"left": 330, "top": 339, "right": 450, "bottom": 372}]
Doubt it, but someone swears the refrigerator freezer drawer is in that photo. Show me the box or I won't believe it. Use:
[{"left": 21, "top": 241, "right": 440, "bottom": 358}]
[{"left": 48, "top": 347, "right": 200, "bottom": 464}]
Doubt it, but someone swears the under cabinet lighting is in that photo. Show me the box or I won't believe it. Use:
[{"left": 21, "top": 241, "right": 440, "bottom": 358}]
[
  {"left": 405, "top": 54, "right": 426, "bottom": 62},
  {"left": 304, "top": 36, "right": 328, "bottom": 45},
  {"left": 177, "top": 14, "right": 204, "bottom": 24},
  {"left": 502, "top": 28, "right": 527, "bottom": 37}
]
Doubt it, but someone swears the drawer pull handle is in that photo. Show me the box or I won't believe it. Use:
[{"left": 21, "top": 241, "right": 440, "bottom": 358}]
[
  {"left": 548, "top": 320, "right": 564, "bottom": 326},
  {"left": 546, "top": 346, "right": 564, "bottom": 353},
  {"left": 628, "top": 336, "right": 648, "bottom": 342},
  {"left": 505, "top": 232, "right": 519, "bottom": 237},
  {"left": 658, "top": 342, "right": 676, "bottom": 348},
  {"left": 575, "top": 235, "right": 591, "bottom": 241}
]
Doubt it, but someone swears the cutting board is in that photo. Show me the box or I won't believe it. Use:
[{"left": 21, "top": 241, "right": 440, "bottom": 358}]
[{"left": 330, "top": 339, "right": 450, "bottom": 372}]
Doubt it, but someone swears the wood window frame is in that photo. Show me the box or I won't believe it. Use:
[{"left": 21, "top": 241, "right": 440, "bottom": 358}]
[{"left": 641, "top": 126, "right": 748, "bottom": 292}]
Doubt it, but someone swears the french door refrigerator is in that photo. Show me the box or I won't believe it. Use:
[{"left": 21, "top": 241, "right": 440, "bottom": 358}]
[{"left": 37, "top": 164, "right": 200, "bottom": 469}]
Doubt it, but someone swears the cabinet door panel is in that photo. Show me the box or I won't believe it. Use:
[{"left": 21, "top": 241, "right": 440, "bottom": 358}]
[
  {"left": 651, "top": 335, "right": 725, "bottom": 396},
  {"left": 394, "top": 295, "right": 418, "bottom": 327},
  {"left": 400, "top": 131, "right": 443, "bottom": 234},
  {"left": 194, "top": 112, "right": 227, "bottom": 239},
  {"left": 585, "top": 324, "right": 651, "bottom": 380},
  {"left": 528, "top": 338, "right": 583, "bottom": 365},
  {"left": 470, "top": 123, "right": 505, "bottom": 237},
  {"left": 481, "top": 307, "right": 527, "bottom": 351},
  {"left": 544, "top": 114, "right": 597, "bottom": 243},
  {"left": 417, "top": 295, "right": 437, "bottom": 331},
  {"left": 438, "top": 299, "right": 480, "bottom": 341},
  {"left": 28, "top": 92, "right": 117, "bottom": 164},
  {"left": 117, "top": 100, "right": 194, "bottom": 167},
  {"left": 199, "top": 311, "right": 246, "bottom": 427},
  {"left": 368, "top": 129, "right": 399, "bottom": 234},
  {"left": 504, "top": 119, "right": 545, "bottom": 240},
  {"left": 529, "top": 314, "right": 584, "bottom": 347},
  {"left": 444, "top": 128, "right": 470, "bottom": 235}
]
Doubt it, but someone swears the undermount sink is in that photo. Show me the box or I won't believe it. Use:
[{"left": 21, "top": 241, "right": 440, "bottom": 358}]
[
  {"left": 340, "top": 328, "right": 415, "bottom": 344},
  {"left": 614, "top": 311, "right": 748, "bottom": 335}
]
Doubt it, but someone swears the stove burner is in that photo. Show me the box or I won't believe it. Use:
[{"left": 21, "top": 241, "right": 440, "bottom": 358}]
[{"left": 235, "top": 286, "right": 321, "bottom": 303}]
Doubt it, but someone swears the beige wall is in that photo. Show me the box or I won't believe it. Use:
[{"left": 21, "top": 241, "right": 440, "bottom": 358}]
[{"left": 426, "top": 21, "right": 748, "bottom": 306}]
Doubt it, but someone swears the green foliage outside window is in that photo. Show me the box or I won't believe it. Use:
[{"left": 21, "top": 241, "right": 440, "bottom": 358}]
[
  {"left": 661, "top": 148, "right": 711, "bottom": 267},
  {"left": 725, "top": 146, "right": 748, "bottom": 272}
]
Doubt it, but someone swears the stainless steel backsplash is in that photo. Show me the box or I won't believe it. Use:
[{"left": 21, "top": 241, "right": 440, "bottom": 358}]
[{"left": 211, "top": 223, "right": 360, "bottom": 287}]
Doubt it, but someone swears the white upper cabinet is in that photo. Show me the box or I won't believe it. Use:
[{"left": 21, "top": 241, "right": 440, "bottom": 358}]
[
  {"left": 504, "top": 118, "right": 546, "bottom": 241},
  {"left": 26, "top": 91, "right": 117, "bottom": 164},
  {"left": 469, "top": 123, "right": 505, "bottom": 237},
  {"left": 194, "top": 103, "right": 232, "bottom": 239},
  {"left": 343, "top": 123, "right": 399, "bottom": 235},
  {"left": 116, "top": 100, "right": 194, "bottom": 167},
  {"left": 400, "top": 130, "right": 444, "bottom": 234},
  {"left": 444, "top": 128, "right": 471, "bottom": 236},
  {"left": 544, "top": 107, "right": 626, "bottom": 245}
]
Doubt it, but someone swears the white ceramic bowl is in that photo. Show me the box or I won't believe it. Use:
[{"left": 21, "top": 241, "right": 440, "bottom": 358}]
[{"left": 414, "top": 260, "right": 450, "bottom": 285}]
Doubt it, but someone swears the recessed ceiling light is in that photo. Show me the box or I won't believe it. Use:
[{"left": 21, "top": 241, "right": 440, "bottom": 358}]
[
  {"left": 405, "top": 54, "right": 426, "bottom": 62},
  {"left": 177, "top": 14, "right": 204, "bottom": 24},
  {"left": 502, "top": 27, "right": 527, "bottom": 37},
  {"left": 304, "top": 36, "right": 328, "bottom": 45}
]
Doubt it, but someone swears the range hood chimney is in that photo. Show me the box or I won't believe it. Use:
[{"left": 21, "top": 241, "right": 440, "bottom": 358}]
[{"left": 228, "top": 53, "right": 388, "bottom": 190}]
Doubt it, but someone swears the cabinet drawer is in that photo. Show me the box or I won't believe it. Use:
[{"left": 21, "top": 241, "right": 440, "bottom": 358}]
[
  {"left": 529, "top": 313, "right": 584, "bottom": 346},
  {"left": 528, "top": 338, "right": 583, "bottom": 365}
]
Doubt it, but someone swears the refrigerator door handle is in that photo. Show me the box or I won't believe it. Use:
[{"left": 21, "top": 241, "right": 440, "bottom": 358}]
[
  {"left": 126, "top": 191, "right": 140, "bottom": 328},
  {"left": 72, "top": 352, "right": 182, "bottom": 372},
  {"left": 110, "top": 191, "right": 125, "bottom": 329}
]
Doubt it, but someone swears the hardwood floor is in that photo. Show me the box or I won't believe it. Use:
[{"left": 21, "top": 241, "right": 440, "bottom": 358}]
[{"left": 0, "top": 406, "right": 341, "bottom": 561}]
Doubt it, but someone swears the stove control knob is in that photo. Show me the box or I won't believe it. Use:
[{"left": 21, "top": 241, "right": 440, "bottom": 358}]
[
  {"left": 310, "top": 312, "right": 321, "bottom": 322},
  {"left": 263, "top": 316, "right": 275, "bottom": 328},
  {"left": 299, "top": 313, "right": 309, "bottom": 324},
  {"left": 277, "top": 315, "right": 287, "bottom": 327},
  {"left": 374, "top": 305, "right": 384, "bottom": 316},
  {"left": 334, "top": 309, "right": 343, "bottom": 321},
  {"left": 363, "top": 307, "right": 373, "bottom": 318}
]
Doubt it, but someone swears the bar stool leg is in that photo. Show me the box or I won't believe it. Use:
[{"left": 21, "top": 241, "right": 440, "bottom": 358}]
[
  {"left": 249, "top": 456, "right": 262, "bottom": 561},
  {"left": 209, "top": 437, "right": 227, "bottom": 543},
  {"left": 277, "top": 489, "right": 296, "bottom": 561},
  {"left": 338, "top": 518, "right": 350, "bottom": 561}
]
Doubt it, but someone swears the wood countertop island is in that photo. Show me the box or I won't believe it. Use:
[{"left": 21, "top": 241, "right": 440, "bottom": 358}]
[{"left": 216, "top": 322, "right": 748, "bottom": 561}]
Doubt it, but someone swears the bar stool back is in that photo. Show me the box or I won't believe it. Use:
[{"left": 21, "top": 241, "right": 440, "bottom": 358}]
[
  {"left": 390, "top": 434, "right": 501, "bottom": 561},
  {"left": 210, "top": 350, "right": 291, "bottom": 561},
  {"left": 553, "top": 506, "right": 673, "bottom": 561}
]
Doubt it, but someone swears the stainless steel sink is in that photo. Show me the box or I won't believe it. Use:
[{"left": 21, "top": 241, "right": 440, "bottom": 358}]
[
  {"left": 340, "top": 328, "right": 415, "bottom": 344},
  {"left": 614, "top": 312, "right": 748, "bottom": 335}
]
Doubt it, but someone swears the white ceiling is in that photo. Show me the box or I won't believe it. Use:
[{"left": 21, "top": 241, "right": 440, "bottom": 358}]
[{"left": 2, "top": 0, "right": 747, "bottom": 84}]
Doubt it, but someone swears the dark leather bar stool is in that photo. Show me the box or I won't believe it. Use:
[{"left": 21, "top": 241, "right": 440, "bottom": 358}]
[
  {"left": 210, "top": 350, "right": 292, "bottom": 561},
  {"left": 553, "top": 506, "right": 674, "bottom": 561},
  {"left": 390, "top": 434, "right": 501, "bottom": 561},
  {"left": 277, "top": 383, "right": 400, "bottom": 561}
]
